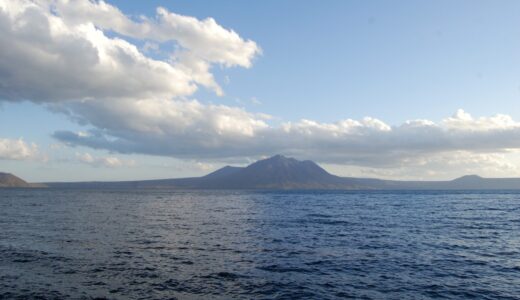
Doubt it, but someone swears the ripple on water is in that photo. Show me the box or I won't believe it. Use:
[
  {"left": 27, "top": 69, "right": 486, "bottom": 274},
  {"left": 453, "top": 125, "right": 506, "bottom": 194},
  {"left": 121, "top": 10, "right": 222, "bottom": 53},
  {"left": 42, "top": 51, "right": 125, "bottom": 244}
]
[{"left": 1, "top": 189, "right": 520, "bottom": 299}]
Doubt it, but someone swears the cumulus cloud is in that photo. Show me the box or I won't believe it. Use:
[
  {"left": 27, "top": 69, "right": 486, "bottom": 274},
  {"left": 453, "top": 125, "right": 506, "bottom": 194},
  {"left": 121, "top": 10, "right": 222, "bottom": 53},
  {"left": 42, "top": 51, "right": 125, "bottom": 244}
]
[
  {"left": 52, "top": 1, "right": 260, "bottom": 67},
  {"left": 0, "top": 0, "right": 260, "bottom": 102},
  {"left": 53, "top": 108, "right": 520, "bottom": 169},
  {"left": 52, "top": 97, "right": 270, "bottom": 157},
  {"left": 76, "top": 152, "right": 135, "bottom": 168},
  {"left": 0, "top": 138, "right": 40, "bottom": 160}
]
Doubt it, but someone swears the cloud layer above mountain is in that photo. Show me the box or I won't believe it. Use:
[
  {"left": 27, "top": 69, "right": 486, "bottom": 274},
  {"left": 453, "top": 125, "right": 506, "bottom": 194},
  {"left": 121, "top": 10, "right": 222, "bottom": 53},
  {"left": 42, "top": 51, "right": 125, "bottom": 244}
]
[
  {"left": 52, "top": 108, "right": 520, "bottom": 169},
  {"left": 1, "top": 0, "right": 520, "bottom": 176}
]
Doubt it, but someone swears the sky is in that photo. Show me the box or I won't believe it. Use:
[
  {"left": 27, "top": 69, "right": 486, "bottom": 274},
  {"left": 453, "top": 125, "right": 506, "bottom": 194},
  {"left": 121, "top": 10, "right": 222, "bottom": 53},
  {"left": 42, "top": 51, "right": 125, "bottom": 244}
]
[{"left": 1, "top": 0, "right": 520, "bottom": 182}]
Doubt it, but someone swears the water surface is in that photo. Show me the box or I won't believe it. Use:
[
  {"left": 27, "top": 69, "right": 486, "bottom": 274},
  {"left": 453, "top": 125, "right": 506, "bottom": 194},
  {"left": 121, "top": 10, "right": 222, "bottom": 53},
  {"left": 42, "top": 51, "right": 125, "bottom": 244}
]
[{"left": 1, "top": 189, "right": 520, "bottom": 299}]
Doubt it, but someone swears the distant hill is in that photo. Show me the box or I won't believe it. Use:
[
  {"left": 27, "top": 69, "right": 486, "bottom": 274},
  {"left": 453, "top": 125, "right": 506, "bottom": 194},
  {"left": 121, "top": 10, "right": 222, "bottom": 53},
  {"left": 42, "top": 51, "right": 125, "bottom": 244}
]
[
  {"left": 45, "top": 155, "right": 520, "bottom": 190},
  {"left": 0, "top": 172, "right": 46, "bottom": 188}
]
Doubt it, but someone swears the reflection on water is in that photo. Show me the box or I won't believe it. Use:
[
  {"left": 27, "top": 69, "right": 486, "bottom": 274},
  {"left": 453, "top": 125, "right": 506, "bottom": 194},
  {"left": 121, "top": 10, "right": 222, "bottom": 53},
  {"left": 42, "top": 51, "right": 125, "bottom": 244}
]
[{"left": 1, "top": 189, "right": 520, "bottom": 299}]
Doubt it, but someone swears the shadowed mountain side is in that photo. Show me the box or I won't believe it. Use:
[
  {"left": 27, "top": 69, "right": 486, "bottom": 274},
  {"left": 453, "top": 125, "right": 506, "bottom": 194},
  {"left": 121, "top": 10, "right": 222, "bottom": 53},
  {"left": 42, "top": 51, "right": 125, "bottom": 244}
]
[
  {"left": 44, "top": 155, "right": 520, "bottom": 190},
  {"left": 0, "top": 172, "right": 46, "bottom": 188},
  {"left": 203, "top": 166, "right": 243, "bottom": 179}
]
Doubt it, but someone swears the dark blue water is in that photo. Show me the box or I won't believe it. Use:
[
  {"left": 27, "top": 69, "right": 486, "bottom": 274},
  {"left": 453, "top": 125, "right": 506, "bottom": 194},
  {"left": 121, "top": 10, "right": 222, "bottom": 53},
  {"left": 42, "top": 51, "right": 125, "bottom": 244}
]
[{"left": 1, "top": 189, "right": 520, "bottom": 299}]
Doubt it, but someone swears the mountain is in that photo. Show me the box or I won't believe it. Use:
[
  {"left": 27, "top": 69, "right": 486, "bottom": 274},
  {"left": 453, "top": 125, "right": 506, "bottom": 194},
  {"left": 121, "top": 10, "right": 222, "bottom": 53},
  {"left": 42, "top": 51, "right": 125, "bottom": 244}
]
[
  {"left": 0, "top": 172, "right": 46, "bottom": 188},
  {"left": 195, "top": 155, "right": 348, "bottom": 189},
  {"left": 44, "top": 155, "right": 520, "bottom": 190}
]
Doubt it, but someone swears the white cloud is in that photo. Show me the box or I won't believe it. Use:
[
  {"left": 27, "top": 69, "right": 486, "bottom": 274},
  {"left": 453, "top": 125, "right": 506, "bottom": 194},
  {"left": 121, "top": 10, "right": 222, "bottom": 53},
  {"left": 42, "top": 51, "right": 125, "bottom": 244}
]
[
  {"left": 0, "top": 0, "right": 260, "bottom": 102},
  {"left": 52, "top": 1, "right": 260, "bottom": 67},
  {"left": 53, "top": 107, "right": 520, "bottom": 168},
  {"left": 55, "top": 97, "right": 269, "bottom": 143},
  {"left": 76, "top": 152, "right": 134, "bottom": 168},
  {"left": 269, "top": 110, "right": 520, "bottom": 167},
  {"left": 0, "top": 138, "right": 40, "bottom": 160},
  {"left": 443, "top": 109, "right": 520, "bottom": 130}
]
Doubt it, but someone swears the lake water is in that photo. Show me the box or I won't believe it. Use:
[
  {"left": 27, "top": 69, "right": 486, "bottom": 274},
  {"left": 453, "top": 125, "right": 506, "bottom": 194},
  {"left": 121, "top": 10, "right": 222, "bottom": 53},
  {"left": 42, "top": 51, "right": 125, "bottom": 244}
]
[{"left": 1, "top": 189, "right": 520, "bottom": 299}]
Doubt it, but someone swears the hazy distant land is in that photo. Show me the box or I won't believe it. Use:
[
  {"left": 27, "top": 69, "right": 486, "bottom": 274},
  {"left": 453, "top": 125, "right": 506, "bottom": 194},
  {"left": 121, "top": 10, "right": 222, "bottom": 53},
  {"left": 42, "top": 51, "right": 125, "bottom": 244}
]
[{"left": 3, "top": 155, "right": 520, "bottom": 190}]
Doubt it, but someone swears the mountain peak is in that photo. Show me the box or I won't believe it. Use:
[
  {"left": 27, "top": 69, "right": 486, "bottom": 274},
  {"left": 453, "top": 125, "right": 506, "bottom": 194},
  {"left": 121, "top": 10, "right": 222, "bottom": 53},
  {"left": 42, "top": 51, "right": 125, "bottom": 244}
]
[
  {"left": 249, "top": 155, "right": 302, "bottom": 169},
  {"left": 228, "top": 155, "right": 336, "bottom": 188},
  {"left": 265, "top": 154, "right": 292, "bottom": 162}
]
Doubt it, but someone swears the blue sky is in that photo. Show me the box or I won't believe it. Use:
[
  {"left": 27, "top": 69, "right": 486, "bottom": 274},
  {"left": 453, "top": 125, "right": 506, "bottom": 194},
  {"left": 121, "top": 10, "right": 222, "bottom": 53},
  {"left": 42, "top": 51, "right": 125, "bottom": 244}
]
[
  {"left": 108, "top": 0, "right": 520, "bottom": 123},
  {"left": 1, "top": 0, "right": 520, "bottom": 181}
]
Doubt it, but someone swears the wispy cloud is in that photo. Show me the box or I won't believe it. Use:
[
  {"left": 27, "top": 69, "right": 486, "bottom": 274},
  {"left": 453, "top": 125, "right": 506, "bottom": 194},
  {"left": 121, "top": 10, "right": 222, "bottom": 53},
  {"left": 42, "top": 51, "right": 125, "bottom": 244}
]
[{"left": 76, "top": 152, "right": 135, "bottom": 168}]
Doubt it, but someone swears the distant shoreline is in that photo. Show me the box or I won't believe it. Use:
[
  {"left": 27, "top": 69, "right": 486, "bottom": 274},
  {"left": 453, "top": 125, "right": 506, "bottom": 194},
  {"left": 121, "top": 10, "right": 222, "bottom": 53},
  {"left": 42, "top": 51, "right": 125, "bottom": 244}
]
[{"left": 4, "top": 155, "right": 520, "bottom": 191}]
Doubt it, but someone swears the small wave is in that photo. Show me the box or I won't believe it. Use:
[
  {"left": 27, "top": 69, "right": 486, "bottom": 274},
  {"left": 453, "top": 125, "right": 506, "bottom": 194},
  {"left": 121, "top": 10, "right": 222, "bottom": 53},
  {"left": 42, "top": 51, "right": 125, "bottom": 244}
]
[
  {"left": 201, "top": 271, "right": 247, "bottom": 281},
  {"left": 306, "top": 213, "right": 333, "bottom": 218},
  {"left": 257, "top": 264, "right": 311, "bottom": 273}
]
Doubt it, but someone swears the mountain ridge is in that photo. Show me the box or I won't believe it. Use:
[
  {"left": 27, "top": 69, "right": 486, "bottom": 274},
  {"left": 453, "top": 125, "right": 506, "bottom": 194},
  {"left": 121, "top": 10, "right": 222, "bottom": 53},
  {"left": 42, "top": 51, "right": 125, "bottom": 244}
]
[{"left": 43, "top": 155, "right": 520, "bottom": 190}]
